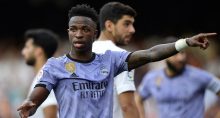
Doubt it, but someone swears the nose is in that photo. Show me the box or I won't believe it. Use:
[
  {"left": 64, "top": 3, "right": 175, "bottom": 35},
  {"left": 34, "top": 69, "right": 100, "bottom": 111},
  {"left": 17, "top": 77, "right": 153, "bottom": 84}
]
[
  {"left": 75, "top": 30, "right": 83, "bottom": 39},
  {"left": 129, "top": 25, "right": 135, "bottom": 34}
]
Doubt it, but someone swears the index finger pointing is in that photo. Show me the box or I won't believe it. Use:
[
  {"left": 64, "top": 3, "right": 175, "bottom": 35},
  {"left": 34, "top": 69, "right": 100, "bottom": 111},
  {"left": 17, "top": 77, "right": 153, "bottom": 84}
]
[
  {"left": 203, "top": 33, "right": 217, "bottom": 37},
  {"left": 17, "top": 106, "right": 24, "bottom": 111}
]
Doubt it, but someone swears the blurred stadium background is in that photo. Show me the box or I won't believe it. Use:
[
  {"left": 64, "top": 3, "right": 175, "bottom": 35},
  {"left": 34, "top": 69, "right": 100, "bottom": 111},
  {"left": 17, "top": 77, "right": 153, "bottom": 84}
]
[{"left": 0, "top": 0, "right": 220, "bottom": 117}]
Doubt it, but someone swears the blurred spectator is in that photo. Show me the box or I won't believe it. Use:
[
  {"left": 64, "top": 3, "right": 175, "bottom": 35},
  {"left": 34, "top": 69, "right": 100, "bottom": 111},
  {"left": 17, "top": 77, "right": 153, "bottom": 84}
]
[
  {"left": 0, "top": 91, "right": 12, "bottom": 118},
  {"left": 0, "top": 40, "right": 34, "bottom": 118}
]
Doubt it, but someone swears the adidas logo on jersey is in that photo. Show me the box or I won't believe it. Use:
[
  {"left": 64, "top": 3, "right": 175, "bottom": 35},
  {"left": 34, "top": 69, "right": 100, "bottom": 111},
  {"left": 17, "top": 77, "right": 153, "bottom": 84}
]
[{"left": 71, "top": 73, "right": 79, "bottom": 78}]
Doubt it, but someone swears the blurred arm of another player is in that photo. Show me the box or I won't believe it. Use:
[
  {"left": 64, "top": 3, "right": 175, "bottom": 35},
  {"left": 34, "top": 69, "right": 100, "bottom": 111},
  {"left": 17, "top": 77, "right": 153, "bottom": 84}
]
[
  {"left": 42, "top": 91, "right": 58, "bottom": 118},
  {"left": 135, "top": 92, "right": 146, "bottom": 118},
  {"left": 127, "top": 33, "right": 217, "bottom": 70},
  {"left": 43, "top": 103, "right": 57, "bottom": 118},
  {"left": 207, "top": 77, "right": 220, "bottom": 97},
  {"left": 17, "top": 87, "right": 49, "bottom": 118}
]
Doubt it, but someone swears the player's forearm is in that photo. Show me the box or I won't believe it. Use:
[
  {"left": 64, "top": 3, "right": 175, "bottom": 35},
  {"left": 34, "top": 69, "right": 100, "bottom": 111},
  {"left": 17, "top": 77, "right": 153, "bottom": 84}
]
[
  {"left": 123, "top": 109, "right": 139, "bottom": 118},
  {"left": 128, "top": 43, "right": 178, "bottom": 70},
  {"left": 135, "top": 93, "right": 146, "bottom": 118},
  {"left": 17, "top": 86, "right": 51, "bottom": 117},
  {"left": 25, "top": 87, "right": 50, "bottom": 116},
  {"left": 43, "top": 105, "right": 58, "bottom": 118},
  {"left": 28, "top": 87, "right": 50, "bottom": 108},
  {"left": 119, "top": 92, "right": 140, "bottom": 118},
  {"left": 43, "top": 105, "right": 57, "bottom": 118},
  {"left": 138, "top": 102, "right": 146, "bottom": 118},
  {"left": 143, "top": 42, "right": 178, "bottom": 62},
  {"left": 121, "top": 102, "right": 139, "bottom": 118}
]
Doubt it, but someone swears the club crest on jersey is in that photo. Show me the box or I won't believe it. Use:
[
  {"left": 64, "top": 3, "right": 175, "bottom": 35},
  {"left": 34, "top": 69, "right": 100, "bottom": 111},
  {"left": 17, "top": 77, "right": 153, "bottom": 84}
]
[
  {"left": 65, "top": 62, "right": 76, "bottom": 73},
  {"left": 100, "top": 66, "right": 109, "bottom": 76},
  {"left": 155, "top": 76, "right": 163, "bottom": 87},
  {"left": 36, "top": 70, "right": 43, "bottom": 81},
  {"left": 127, "top": 71, "right": 134, "bottom": 81}
]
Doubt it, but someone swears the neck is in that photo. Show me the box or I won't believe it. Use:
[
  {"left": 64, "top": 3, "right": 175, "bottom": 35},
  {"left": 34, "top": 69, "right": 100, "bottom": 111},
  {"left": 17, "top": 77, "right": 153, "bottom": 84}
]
[
  {"left": 69, "top": 48, "right": 93, "bottom": 61},
  {"left": 165, "top": 67, "right": 177, "bottom": 78},
  {"left": 34, "top": 56, "right": 47, "bottom": 74},
  {"left": 98, "top": 31, "right": 115, "bottom": 43}
]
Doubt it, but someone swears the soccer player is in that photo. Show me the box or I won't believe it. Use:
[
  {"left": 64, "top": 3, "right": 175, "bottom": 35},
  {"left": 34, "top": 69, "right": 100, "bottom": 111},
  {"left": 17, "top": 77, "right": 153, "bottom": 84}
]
[
  {"left": 136, "top": 51, "right": 220, "bottom": 118},
  {"left": 92, "top": 2, "right": 139, "bottom": 118},
  {"left": 21, "top": 29, "right": 58, "bottom": 118},
  {"left": 17, "top": 4, "right": 216, "bottom": 118}
]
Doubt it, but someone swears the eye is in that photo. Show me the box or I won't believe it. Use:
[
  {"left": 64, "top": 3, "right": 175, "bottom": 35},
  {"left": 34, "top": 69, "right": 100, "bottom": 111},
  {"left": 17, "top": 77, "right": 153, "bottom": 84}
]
[
  {"left": 124, "top": 22, "right": 130, "bottom": 27},
  {"left": 82, "top": 27, "right": 91, "bottom": 33},
  {"left": 69, "top": 27, "right": 77, "bottom": 32}
]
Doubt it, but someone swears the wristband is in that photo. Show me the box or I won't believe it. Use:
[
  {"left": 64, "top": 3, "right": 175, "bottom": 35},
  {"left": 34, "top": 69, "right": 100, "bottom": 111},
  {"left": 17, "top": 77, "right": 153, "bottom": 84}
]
[{"left": 175, "top": 38, "right": 189, "bottom": 51}]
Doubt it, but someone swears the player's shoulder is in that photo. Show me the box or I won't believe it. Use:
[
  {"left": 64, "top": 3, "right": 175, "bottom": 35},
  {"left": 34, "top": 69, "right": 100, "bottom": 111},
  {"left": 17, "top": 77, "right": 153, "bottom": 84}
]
[
  {"left": 44, "top": 55, "right": 66, "bottom": 68},
  {"left": 143, "top": 68, "right": 163, "bottom": 80},
  {"left": 95, "top": 50, "right": 130, "bottom": 65},
  {"left": 139, "top": 69, "right": 163, "bottom": 87},
  {"left": 93, "top": 40, "right": 126, "bottom": 51},
  {"left": 186, "top": 65, "right": 208, "bottom": 74},
  {"left": 97, "top": 50, "right": 128, "bottom": 57},
  {"left": 95, "top": 50, "right": 112, "bottom": 59},
  {"left": 148, "top": 68, "right": 163, "bottom": 75},
  {"left": 95, "top": 50, "right": 112, "bottom": 56},
  {"left": 185, "top": 65, "right": 214, "bottom": 79},
  {"left": 107, "top": 43, "right": 126, "bottom": 51}
]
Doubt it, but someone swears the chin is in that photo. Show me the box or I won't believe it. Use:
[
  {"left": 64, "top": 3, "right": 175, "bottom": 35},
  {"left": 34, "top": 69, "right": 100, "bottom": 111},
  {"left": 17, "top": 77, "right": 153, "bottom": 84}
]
[
  {"left": 175, "top": 67, "right": 185, "bottom": 74},
  {"left": 75, "top": 47, "right": 89, "bottom": 53},
  {"left": 26, "top": 61, "right": 35, "bottom": 66},
  {"left": 116, "top": 42, "right": 126, "bottom": 46},
  {"left": 124, "top": 41, "right": 129, "bottom": 45}
]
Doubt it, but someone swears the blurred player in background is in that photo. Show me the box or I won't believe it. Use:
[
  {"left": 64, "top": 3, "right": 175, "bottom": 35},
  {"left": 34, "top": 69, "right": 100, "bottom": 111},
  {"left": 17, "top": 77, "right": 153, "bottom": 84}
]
[
  {"left": 93, "top": 2, "right": 139, "bottom": 118},
  {"left": 136, "top": 50, "right": 220, "bottom": 118},
  {"left": 21, "top": 29, "right": 58, "bottom": 118}
]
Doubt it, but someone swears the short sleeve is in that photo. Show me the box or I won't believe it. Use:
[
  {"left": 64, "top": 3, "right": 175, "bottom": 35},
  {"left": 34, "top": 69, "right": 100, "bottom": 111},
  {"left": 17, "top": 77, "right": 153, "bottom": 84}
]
[
  {"left": 115, "top": 69, "right": 136, "bottom": 94},
  {"left": 206, "top": 76, "right": 220, "bottom": 94},
  {"left": 138, "top": 73, "right": 152, "bottom": 100},
  {"left": 35, "top": 58, "right": 58, "bottom": 92},
  {"left": 109, "top": 50, "right": 131, "bottom": 76}
]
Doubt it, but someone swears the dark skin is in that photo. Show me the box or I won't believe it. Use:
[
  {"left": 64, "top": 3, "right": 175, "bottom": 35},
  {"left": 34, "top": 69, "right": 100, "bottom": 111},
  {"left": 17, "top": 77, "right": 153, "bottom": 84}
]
[
  {"left": 68, "top": 16, "right": 97, "bottom": 61},
  {"left": 127, "top": 33, "right": 213, "bottom": 70},
  {"left": 17, "top": 15, "right": 216, "bottom": 118}
]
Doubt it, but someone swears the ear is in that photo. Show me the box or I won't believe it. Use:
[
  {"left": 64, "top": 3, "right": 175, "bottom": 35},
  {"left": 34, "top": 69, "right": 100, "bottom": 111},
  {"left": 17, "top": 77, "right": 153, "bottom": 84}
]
[
  {"left": 67, "top": 29, "right": 70, "bottom": 33},
  {"left": 35, "top": 47, "right": 44, "bottom": 57},
  {"left": 92, "top": 30, "right": 98, "bottom": 42},
  {"left": 105, "top": 20, "right": 114, "bottom": 32}
]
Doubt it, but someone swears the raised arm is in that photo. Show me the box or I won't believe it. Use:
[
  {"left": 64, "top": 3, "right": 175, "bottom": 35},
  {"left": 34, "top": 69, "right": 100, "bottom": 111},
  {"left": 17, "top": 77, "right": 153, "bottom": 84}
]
[
  {"left": 17, "top": 87, "right": 49, "bottom": 118},
  {"left": 127, "top": 33, "right": 216, "bottom": 70}
]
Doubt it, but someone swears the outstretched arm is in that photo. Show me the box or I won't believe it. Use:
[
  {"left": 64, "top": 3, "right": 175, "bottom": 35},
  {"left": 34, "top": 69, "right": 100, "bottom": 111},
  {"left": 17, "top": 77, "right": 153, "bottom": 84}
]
[
  {"left": 127, "top": 33, "right": 216, "bottom": 70},
  {"left": 17, "top": 87, "right": 50, "bottom": 118}
]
